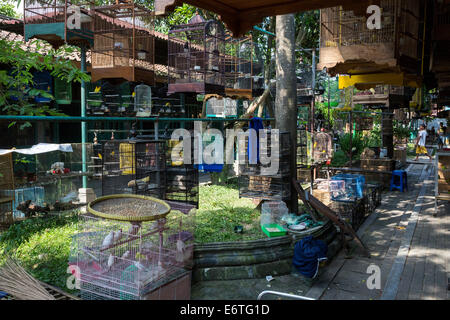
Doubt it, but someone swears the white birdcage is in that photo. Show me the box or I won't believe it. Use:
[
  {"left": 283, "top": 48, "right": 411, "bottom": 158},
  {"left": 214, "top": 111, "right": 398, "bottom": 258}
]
[
  {"left": 72, "top": 209, "right": 195, "bottom": 300},
  {"left": 134, "top": 84, "right": 152, "bottom": 115}
]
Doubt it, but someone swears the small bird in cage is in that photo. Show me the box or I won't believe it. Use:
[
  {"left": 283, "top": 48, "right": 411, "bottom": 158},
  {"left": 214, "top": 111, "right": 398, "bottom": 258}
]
[
  {"left": 127, "top": 223, "right": 140, "bottom": 238},
  {"left": 114, "top": 229, "right": 123, "bottom": 243},
  {"left": 121, "top": 250, "right": 130, "bottom": 260},
  {"left": 107, "top": 254, "right": 115, "bottom": 271},
  {"left": 101, "top": 231, "right": 115, "bottom": 250}
]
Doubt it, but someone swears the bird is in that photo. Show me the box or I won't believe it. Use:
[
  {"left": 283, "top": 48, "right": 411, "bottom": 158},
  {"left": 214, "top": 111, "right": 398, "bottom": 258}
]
[
  {"left": 127, "top": 176, "right": 150, "bottom": 188},
  {"left": 121, "top": 251, "right": 130, "bottom": 260},
  {"left": 101, "top": 231, "right": 115, "bottom": 250},
  {"left": 107, "top": 254, "right": 115, "bottom": 271},
  {"left": 127, "top": 223, "right": 140, "bottom": 238},
  {"left": 113, "top": 229, "right": 123, "bottom": 243}
]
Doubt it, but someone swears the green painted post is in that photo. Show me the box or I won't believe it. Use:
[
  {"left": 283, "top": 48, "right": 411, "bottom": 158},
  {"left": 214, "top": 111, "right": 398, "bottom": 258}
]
[{"left": 81, "top": 46, "right": 87, "bottom": 188}]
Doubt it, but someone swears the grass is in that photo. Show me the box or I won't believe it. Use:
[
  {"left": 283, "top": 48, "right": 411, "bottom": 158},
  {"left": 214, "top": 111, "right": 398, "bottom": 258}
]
[
  {"left": 0, "top": 183, "right": 265, "bottom": 292},
  {"left": 195, "top": 182, "right": 264, "bottom": 244},
  {"left": 0, "top": 211, "right": 79, "bottom": 293}
]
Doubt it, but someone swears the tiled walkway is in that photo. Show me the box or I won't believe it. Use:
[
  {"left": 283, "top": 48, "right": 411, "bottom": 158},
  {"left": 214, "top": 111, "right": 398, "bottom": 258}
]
[{"left": 307, "top": 163, "right": 449, "bottom": 300}]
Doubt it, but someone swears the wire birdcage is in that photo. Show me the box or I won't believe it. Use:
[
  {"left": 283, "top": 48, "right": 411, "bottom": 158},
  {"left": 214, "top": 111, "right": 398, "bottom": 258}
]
[
  {"left": 168, "top": 14, "right": 226, "bottom": 95},
  {"left": 223, "top": 36, "right": 263, "bottom": 99},
  {"left": 24, "top": 0, "right": 95, "bottom": 48},
  {"left": 91, "top": 1, "right": 155, "bottom": 84},
  {"left": 134, "top": 84, "right": 152, "bottom": 115},
  {"left": 319, "top": 0, "right": 422, "bottom": 74},
  {"left": 165, "top": 135, "right": 199, "bottom": 208},
  {"left": 101, "top": 139, "right": 166, "bottom": 199},
  {"left": 238, "top": 131, "right": 291, "bottom": 201},
  {"left": 73, "top": 208, "right": 195, "bottom": 300}
]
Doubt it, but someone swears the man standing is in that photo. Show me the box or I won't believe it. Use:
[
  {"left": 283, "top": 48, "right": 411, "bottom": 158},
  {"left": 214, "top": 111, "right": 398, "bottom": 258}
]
[{"left": 415, "top": 124, "right": 432, "bottom": 161}]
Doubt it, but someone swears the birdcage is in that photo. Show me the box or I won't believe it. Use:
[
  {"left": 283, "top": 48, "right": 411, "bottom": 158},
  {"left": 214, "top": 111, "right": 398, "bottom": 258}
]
[
  {"left": 297, "top": 126, "right": 309, "bottom": 166},
  {"left": 352, "top": 85, "right": 414, "bottom": 108},
  {"left": 165, "top": 135, "right": 199, "bottom": 208},
  {"left": 238, "top": 131, "right": 291, "bottom": 201},
  {"left": 73, "top": 203, "right": 195, "bottom": 300},
  {"left": 356, "top": 117, "right": 374, "bottom": 131},
  {"left": 319, "top": 0, "right": 423, "bottom": 75},
  {"left": 167, "top": 14, "right": 226, "bottom": 95},
  {"left": 101, "top": 139, "right": 166, "bottom": 199},
  {"left": 86, "top": 81, "right": 103, "bottom": 113},
  {"left": 297, "top": 63, "right": 313, "bottom": 98},
  {"left": 24, "top": 0, "right": 95, "bottom": 48},
  {"left": 54, "top": 77, "right": 72, "bottom": 104},
  {"left": 91, "top": 2, "right": 155, "bottom": 84},
  {"left": 224, "top": 36, "right": 257, "bottom": 99},
  {"left": 134, "top": 84, "right": 152, "bottom": 116},
  {"left": 0, "top": 154, "right": 14, "bottom": 228},
  {"left": 205, "top": 97, "right": 238, "bottom": 118},
  {"left": 32, "top": 70, "right": 53, "bottom": 103}
]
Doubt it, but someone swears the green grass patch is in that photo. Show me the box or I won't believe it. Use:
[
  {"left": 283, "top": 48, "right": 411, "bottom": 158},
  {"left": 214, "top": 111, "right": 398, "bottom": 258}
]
[{"left": 195, "top": 183, "right": 264, "bottom": 244}]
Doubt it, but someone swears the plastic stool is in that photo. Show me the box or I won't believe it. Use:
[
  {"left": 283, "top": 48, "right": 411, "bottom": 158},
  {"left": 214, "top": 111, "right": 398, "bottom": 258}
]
[{"left": 390, "top": 170, "right": 408, "bottom": 192}]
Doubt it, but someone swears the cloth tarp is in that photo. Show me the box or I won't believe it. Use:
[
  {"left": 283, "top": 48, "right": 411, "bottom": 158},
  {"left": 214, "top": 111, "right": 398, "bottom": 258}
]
[{"left": 0, "top": 143, "right": 73, "bottom": 156}]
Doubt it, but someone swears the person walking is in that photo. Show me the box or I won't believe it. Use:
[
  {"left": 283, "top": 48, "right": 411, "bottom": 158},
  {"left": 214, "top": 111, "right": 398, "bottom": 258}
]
[{"left": 415, "top": 124, "right": 432, "bottom": 161}]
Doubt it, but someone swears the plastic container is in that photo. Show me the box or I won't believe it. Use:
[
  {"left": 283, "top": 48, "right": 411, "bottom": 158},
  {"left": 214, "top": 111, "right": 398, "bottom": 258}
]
[
  {"left": 261, "top": 223, "right": 287, "bottom": 237},
  {"left": 261, "top": 201, "right": 289, "bottom": 227}
]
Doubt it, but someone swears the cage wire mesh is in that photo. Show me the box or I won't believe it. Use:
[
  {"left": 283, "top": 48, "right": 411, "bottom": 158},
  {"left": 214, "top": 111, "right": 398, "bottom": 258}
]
[
  {"left": 238, "top": 131, "right": 291, "bottom": 201},
  {"left": 91, "top": 2, "right": 155, "bottom": 84},
  {"left": 24, "top": 0, "right": 96, "bottom": 47},
  {"left": 168, "top": 14, "right": 226, "bottom": 94},
  {"left": 72, "top": 208, "right": 195, "bottom": 300},
  {"left": 101, "top": 139, "right": 166, "bottom": 199},
  {"left": 165, "top": 135, "right": 199, "bottom": 208}
]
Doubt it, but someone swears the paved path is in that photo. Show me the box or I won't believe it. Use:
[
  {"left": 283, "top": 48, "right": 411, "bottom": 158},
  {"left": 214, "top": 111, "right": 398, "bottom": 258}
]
[{"left": 306, "top": 163, "right": 449, "bottom": 300}]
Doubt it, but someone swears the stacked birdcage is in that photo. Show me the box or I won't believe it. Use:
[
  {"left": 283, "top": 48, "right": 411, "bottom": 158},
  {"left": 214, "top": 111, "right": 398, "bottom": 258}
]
[
  {"left": 91, "top": 1, "right": 155, "bottom": 84},
  {"left": 238, "top": 131, "right": 291, "bottom": 202},
  {"left": 296, "top": 126, "right": 309, "bottom": 166},
  {"left": 101, "top": 139, "right": 166, "bottom": 199},
  {"left": 72, "top": 208, "right": 195, "bottom": 300},
  {"left": 165, "top": 135, "right": 199, "bottom": 208},
  {"left": 24, "top": 0, "right": 95, "bottom": 48},
  {"left": 168, "top": 14, "right": 226, "bottom": 95}
]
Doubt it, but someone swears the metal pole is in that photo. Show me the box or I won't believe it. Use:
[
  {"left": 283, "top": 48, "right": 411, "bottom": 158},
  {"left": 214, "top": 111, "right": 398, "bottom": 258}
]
[{"left": 81, "top": 46, "right": 87, "bottom": 188}]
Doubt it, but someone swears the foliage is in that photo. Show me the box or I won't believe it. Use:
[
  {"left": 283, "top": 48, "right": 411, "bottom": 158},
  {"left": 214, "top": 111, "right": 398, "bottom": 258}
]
[
  {"left": 0, "top": 212, "right": 79, "bottom": 292},
  {"left": 0, "top": 0, "right": 19, "bottom": 18},
  {"left": 366, "top": 124, "right": 382, "bottom": 147},
  {"left": 0, "top": 38, "right": 90, "bottom": 128},
  {"left": 338, "top": 131, "right": 367, "bottom": 159}
]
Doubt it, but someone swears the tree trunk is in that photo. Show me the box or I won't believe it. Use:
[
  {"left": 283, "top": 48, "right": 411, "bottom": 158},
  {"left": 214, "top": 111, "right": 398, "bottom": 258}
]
[{"left": 275, "top": 14, "right": 298, "bottom": 213}]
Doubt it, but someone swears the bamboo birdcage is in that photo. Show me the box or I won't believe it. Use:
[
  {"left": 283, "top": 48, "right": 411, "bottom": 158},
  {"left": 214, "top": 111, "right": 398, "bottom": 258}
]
[
  {"left": 167, "top": 14, "right": 226, "bottom": 95},
  {"left": 91, "top": 2, "right": 155, "bottom": 85},
  {"left": 319, "top": 0, "right": 423, "bottom": 76},
  {"left": 24, "top": 0, "right": 95, "bottom": 48}
]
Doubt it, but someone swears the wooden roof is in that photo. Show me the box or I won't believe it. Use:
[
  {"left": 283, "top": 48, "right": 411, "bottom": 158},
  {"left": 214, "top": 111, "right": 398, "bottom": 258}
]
[{"left": 154, "top": 0, "right": 381, "bottom": 36}]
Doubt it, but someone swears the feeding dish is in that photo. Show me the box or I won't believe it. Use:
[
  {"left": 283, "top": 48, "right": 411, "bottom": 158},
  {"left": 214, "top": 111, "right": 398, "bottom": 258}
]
[{"left": 88, "top": 194, "right": 171, "bottom": 222}]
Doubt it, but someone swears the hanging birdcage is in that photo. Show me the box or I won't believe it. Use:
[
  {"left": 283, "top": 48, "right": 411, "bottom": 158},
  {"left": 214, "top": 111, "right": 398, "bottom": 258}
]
[
  {"left": 91, "top": 2, "right": 155, "bottom": 84},
  {"left": 319, "top": 0, "right": 423, "bottom": 76},
  {"left": 54, "top": 77, "right": 72, "bottom": 104},
  {"left": 24, "top": 0, "right": 95, "bottom": 48},
  {"left": 224, "top": 36, "right": 262, "bottom": 99},
  {"left": 32, "top": 70, "right": 53, "bottom": 103},
  {"left": 205, "top": 97, "right": 238, "bottom": 118},
  {"left": 168, "top": 14, "right": 226, "bottom": 95},
  {"left": 134, "top": 84, "right": 152, "bottom": 116}
]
